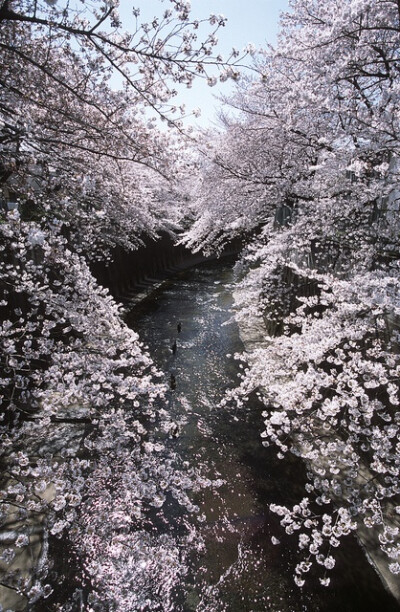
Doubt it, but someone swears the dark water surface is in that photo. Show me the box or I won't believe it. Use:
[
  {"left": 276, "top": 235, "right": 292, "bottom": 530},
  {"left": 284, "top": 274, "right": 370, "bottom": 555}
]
[{"left": 126, "top": 258, "right": 399, "bottom": 612}]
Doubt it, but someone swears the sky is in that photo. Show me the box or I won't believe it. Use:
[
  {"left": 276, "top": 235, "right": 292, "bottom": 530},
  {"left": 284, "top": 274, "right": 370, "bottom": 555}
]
[{"left": 119, "top": 0, "right": 289, "bottom": 128}]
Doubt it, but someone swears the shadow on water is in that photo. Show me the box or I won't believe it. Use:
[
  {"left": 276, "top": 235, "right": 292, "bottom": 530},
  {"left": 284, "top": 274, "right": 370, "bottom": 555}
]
[{"left": 126, "top": 258, "right": 399, "bottom": 612}]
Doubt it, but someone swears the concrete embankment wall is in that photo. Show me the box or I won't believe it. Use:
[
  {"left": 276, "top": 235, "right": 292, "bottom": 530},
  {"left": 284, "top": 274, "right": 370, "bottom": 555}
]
[{"left": 90, "top": 233, "right": 242, "bottom": 305}]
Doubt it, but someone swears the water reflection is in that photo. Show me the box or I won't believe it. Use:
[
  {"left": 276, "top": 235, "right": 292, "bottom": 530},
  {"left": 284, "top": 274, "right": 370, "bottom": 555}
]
[{"left": 127, "top": 258, "right": 399, "bottom": 612}]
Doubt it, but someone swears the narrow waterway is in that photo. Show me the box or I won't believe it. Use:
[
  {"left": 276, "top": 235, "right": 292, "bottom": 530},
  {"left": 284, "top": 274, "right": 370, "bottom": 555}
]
[{"left": 126, "top": 257, "right": 399, "bottom": 612}]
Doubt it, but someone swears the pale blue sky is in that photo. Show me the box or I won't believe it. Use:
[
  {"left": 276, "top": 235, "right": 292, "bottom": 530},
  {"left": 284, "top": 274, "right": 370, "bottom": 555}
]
[{"left": 120, "top": 1, "right": 289, "bottom": 126}]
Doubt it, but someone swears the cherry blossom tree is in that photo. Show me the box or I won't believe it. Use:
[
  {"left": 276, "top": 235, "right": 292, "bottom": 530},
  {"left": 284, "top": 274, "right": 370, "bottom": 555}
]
[
  {"left": 185, "top": 0, "right": 400, "bottom": 591},
  {"left": 0, "top": 0, "right": 245, "bottom": 253},
  {"left": 0, "top": 1, "right": 238, "bottom": 608}
]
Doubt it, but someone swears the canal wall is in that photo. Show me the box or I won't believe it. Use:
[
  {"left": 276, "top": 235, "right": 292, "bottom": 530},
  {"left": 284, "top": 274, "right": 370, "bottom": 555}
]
[{"left": 90, "top": 233, "right": 242, "bottom": 308}]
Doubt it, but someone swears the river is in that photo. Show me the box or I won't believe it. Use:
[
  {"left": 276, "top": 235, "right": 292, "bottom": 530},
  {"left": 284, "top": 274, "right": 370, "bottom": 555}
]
[{"left": 125, "top": 257, "right": 399, "bottom": 612}]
